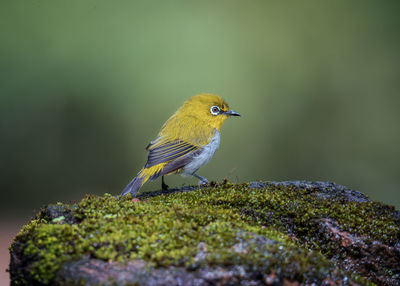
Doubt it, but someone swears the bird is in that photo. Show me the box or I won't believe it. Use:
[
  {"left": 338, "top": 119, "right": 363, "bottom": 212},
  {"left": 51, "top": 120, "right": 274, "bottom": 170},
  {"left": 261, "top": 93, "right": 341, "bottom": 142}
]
[{"left": 121, "top": 93, "right": 240, "bottom": 197}]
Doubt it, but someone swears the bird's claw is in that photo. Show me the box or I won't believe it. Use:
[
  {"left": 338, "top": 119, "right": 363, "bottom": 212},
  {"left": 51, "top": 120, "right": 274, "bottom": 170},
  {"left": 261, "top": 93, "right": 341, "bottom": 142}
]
[
  {"left": 198, "top": 179, "right": 209, "bottom": 187},
  {"left": 161, "top": 176, "right": 169, "bottom": 190}
]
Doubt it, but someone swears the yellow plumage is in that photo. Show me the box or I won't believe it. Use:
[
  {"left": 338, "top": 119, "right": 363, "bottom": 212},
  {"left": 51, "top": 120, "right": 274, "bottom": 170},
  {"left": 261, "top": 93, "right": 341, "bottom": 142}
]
[{"left": 121, "top": 93, "right": 240, "bottom": 197}]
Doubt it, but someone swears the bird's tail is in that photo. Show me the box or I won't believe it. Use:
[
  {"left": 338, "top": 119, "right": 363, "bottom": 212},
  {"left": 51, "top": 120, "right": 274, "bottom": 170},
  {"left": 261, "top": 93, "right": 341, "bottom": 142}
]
[
  {"left": 120, "top": 164, "right": 166, "bottom": 197},
  {"left": 120, "top": 171, "right": 147, "bottom": 197}
]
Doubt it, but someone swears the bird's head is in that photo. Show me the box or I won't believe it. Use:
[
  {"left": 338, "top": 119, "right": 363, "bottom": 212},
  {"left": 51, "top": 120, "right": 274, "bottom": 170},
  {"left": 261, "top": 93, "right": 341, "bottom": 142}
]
[{"left": 178, "top": 93, "right": 240, "bottom": 130}]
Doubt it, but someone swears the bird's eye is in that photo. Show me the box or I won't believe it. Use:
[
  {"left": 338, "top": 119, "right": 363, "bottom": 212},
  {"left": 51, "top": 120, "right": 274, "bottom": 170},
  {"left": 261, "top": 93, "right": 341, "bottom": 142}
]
[{"left": 210, "top": 106, "right": 220, "bottom": 115}]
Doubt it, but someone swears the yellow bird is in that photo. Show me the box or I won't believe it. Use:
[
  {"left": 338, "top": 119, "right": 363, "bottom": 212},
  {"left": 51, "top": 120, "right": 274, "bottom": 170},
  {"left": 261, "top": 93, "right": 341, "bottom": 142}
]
[{"left": 121, "top": 93, "right": 240, "bottom": 197}]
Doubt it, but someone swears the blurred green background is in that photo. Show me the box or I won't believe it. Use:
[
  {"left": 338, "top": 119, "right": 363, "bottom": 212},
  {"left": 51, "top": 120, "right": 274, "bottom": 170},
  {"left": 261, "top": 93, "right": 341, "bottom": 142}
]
[{"left": 1, "top": 0, "right": 399, "bottom": 218}]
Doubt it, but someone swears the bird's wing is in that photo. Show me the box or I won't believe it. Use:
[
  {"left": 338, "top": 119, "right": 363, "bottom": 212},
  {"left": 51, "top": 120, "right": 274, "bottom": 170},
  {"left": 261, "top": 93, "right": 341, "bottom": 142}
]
[
  {"left": 145, "top": 139, "right": 199, "bottom": 168},
  {"left": 144, "top": 115, "right": 216, "bottom": 173},
  {"left": 158, "top": 149, "right": 202, "bottom": 176}
]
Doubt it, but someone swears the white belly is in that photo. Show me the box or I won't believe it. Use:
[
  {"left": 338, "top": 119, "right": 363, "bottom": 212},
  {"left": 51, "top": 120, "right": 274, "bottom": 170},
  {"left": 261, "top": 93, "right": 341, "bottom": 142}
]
[{"left": 182, "top": 130, "right": 220, "bottom": 175}]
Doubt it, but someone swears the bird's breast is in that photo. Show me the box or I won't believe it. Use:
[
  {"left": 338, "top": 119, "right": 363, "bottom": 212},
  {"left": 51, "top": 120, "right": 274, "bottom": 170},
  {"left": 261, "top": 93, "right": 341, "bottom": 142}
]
[{"left": 181, "top": 130, "right": 220, "bottom": 175}]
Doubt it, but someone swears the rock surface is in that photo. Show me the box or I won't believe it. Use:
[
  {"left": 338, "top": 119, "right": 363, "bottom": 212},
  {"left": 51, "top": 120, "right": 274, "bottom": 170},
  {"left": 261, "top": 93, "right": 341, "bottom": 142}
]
[{"left": 9, "top": 181, "right": 400, "bottom": 285}]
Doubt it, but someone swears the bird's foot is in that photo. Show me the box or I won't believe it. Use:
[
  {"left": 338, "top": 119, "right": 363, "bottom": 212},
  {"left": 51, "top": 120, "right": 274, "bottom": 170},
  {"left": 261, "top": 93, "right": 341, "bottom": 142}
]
[
  {"left": 162, "top": 182, "right": 169, "bottom": 190},
  {"left": 198, "top": 176, "right": 209, "bottom": 188},
  {"left": 161, "top": 176, "right": 169, "bottom": 190},
  {"left": 198, "top": 179, "right": 209, "bottom": 187},
  {"left": 193, "top": 174, "right": 209, "bottom": 187}
]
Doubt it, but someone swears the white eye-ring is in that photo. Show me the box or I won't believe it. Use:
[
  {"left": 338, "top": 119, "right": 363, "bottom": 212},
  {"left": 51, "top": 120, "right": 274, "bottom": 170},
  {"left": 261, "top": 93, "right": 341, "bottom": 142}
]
[{"left": 210, "top": 105, "right": 220, "bottom": 116}]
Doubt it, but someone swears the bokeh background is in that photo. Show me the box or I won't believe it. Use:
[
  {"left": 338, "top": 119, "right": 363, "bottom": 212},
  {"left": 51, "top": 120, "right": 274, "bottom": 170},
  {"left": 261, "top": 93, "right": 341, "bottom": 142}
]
[{"left": 1, "top": 0, "right": 399, "bottom": 282}]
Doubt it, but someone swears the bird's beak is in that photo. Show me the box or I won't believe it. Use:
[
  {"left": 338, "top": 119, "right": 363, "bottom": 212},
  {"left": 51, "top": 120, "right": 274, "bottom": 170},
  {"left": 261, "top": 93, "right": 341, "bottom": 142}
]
[{"left": 224, "top": 109, "right": 241, "bottom": 117}]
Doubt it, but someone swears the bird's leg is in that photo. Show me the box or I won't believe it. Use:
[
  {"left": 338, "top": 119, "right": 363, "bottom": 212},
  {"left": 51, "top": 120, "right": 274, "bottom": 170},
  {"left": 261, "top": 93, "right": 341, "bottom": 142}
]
[
  {"left": 161, "top": 176, "right": 169, "bottom": 190},
  {"left": 193, "top": 173, "right": 209, "bottom": 187}
]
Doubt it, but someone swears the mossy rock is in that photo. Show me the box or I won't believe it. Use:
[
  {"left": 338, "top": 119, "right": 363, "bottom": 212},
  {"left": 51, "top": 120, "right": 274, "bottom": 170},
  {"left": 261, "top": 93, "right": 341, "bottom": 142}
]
[{"left": 9, "top": 181, "right": 400, "bottom": 285}]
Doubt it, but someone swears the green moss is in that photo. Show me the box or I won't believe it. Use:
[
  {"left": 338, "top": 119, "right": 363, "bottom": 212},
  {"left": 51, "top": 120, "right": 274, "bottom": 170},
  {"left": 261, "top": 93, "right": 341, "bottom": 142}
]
[
  {"left": 11, "top": 182, "right": 394, "bottom": 285},
  {"left": 222, "top": 183, "right": 399, "bottom": 247}
]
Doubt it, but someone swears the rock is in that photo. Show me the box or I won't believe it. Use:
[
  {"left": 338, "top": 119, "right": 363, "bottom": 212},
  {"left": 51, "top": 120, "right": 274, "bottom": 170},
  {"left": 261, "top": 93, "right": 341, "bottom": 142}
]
[{"left": 9, "top": 181, "right": 400, "bottom": 285}]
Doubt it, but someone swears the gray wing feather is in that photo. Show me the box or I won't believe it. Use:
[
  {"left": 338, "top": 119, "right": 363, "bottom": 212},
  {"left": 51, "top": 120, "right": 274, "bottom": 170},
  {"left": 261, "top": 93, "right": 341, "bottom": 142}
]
[
  {"left": 145, "top": 141, "right": 198, "bottom": 168},
  {"left": 149, "top": 149, "right": 202, "bottom": 180}
]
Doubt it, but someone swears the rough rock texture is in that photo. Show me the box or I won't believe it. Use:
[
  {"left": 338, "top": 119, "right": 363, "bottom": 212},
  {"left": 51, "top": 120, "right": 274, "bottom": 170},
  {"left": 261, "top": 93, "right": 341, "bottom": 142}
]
[{"left": 9, "top": 181, "right": 400, "bottom": 285}]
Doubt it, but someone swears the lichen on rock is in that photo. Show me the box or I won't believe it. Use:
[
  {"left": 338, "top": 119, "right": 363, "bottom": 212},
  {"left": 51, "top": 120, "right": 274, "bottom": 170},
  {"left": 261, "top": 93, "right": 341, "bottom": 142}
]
[{"left": 9, "top": 181, "right": 400, "bottom": 285}]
